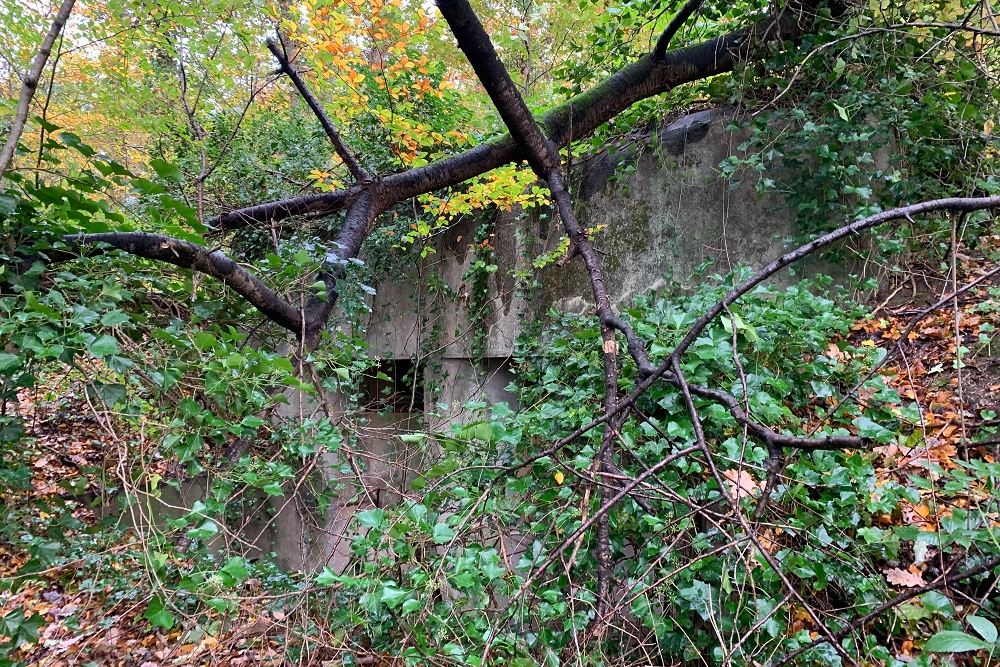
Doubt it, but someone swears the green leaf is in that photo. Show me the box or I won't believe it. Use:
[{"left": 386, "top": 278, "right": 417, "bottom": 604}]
[
  {"left": 143, "top": 596, "right": 175, "bottom": 631},
  {"left": 923, "top": 630, "right": 989, "bottom": 652},
  {"left": 0, "top": 193, "right": 18, "bottom": 216},
  {"left": 58, "top": 131, "right": 95, "bottom": 156},
  {"left": 853, "top": 416, "right": 893, "bottom": 443},
  {"left": 205, "top": 598, "right": 233, "bottom": 613},
  {"left": 87, "top": 334, "right": 119, "bottom": 357},
  {"left": 220, "top": 557, "right": 249, "bottom": 584},
  {"left": 240, "top": 415, "right": 265, "bottom": 429},
  {"left": 99, "top": 310, "right": 130, "bottom": 326},
  {"left": 967, "top": 615, "right": 998, "bottom": 644},
  {"left": 87, "top": 382, "right": 126, "bottom": 407},
  {"left": 261, "top": 482, "right": 283, "bottom": 496},
  {"left": 193, "top": 332, "right": 217, "bottom": 350},
  {"left": 187, "top": 519, "right": 218, "bottom": 541},
  {"left": 0, "top": 352, "right": 22, "bottom": 372},
  {"left": 315, "top": 567, "right": 338, "bottom": 586},
  {"left": 432, "top": 522, "right": 455, "bottom": 544},
  {"left": 356, "top": 508, "right": 387, "bottom": 530},
  {"left": 380, "top": 583, "right": 410, "bottom": 607},
  {"left": 150, "top": 158, "right": 183, "bottom": 182}
]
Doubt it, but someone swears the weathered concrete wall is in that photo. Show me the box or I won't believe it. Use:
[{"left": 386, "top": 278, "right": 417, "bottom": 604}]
[{"left": 363, "top": 107, "right": 800, "bottom": 363}]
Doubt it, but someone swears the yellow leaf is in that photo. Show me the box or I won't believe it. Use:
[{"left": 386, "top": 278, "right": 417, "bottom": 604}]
[
  {"left": 553, "top": 470, "right": 565, "bottom": 485},
  {"left": 986, "top": 119, "right": 995, "bottom": 136}
]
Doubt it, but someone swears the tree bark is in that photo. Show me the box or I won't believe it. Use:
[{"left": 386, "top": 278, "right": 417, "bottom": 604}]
[{"left": 0, "top": 0, "right": 77, "bottom": 183}]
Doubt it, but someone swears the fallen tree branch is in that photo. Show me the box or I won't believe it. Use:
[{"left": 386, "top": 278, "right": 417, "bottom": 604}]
[
  {"left": 508, "top": 196, "right": 1000, "bottom": 472},
  {"left": 211, "top": 0, "right": 831, "bottom": 231},
  {"left": 62, "top": 232, "right": 302, "bottom": 333},
  {"left": 437, "top": 0, "right": 651, "bottom": 622},
  {"left": 687, "top": 383, "right": 866, "bottom": 451}
]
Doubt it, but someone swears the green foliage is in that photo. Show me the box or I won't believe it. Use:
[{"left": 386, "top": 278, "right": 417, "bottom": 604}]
[
  {"left": 247, "top": 272, "right": 996, "bottom": 664},
  {"left": 719, "top": 0, "right": 998, "bottom": 255}
]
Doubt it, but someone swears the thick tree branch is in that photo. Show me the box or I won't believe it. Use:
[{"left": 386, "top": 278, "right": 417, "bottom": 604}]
[
  {"left": 652, "top": 0, "right": 706, "bottom": 60},
  {"left": 438, "top": 0, "right": 657, "bottom": 377},
  {"left": 300, "top": 190, "right": 378, "bottom": 345},
  {"left": 0, "top": 0, "right": 77, "bottom": 182},
  {"left": 265, "top": 37, "right": 369, "bottom": 183},
  {"left": 437, "top": 0, "right": 653, "bottom": 620},
  {"left": 211, "top": 0, "right": 825, "bottom": 231},
  {"left": 62, "top": 232, "right": 302, "bottom": 333}
]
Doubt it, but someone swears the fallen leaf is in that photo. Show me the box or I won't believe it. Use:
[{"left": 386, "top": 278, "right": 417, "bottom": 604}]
[
  {"left": 723, "top": 469, "right": 759, "bottom": 500},
  {"left": 885, "top": 566, "right": 926, "bottom": 588}
]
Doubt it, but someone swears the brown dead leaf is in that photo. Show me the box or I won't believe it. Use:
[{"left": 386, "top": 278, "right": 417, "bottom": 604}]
[
  {"left": 723, "top": 469, "right": 759, "bottom": 500},
  {"left": 885, "top": 566, "right": 926, "bottom": 588}
]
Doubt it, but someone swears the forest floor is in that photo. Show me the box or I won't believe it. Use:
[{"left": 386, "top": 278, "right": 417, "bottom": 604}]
[{"left": 1, "top": 235, "right": 999, "bottom": 666}]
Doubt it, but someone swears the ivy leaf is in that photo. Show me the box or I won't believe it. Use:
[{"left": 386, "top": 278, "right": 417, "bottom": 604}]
[
  {"left": 87, "top": 334, "right": 119, "bottom": 357},
  {"left": 923, "top": 630, "right": 989, "bottom": 652},
  {"left": 99, "top": 310, "right": 130, "bottom": 326},
  {"left": 187, "top": 519, "right": 218, "bottom": 541},
  {"left": 853, "top": 416, "right": 893, "bottom": 443},
  {"left": 143, "top": 596, "right": 175, "bottom": 630},
  {"left": 0, "top": 193, "right": 18, "bottom": 216},
  {"left": 432, "top": 522, "right": 455, "bottom": 544},
  {"left": 220, "top": 557, "right": 249, "bottom": 585},
  {"left": 150, "top": 158, "right": 183, "bottom": 182},
  {"left": 356, "top": 508, "right": 387, "bottom": 530},
  {"left": 0, "top": 352, "right": 22, "bottom": 372},
  {"left": 380, "top": 583, "right": 410, "bottom": 607},
  {"left": 315, "top": 567, "right": 338, "bottom": 586}
]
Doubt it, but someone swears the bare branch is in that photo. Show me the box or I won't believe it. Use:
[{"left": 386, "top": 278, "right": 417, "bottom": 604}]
[
  {"left": 772, "top": 554, "right": 1000, "bottom": 666},
  {"left": 0, "top": 0, "right": 77, "bottom": 181},
  {"left": 63, "top": 232, "right": 302, "bottom": 333},
  {"left": 265, "top": 37, "right": 369, "bottom": 183},
  {"left": 652, "top": 0, "right": 706, "bottom": 60}
]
